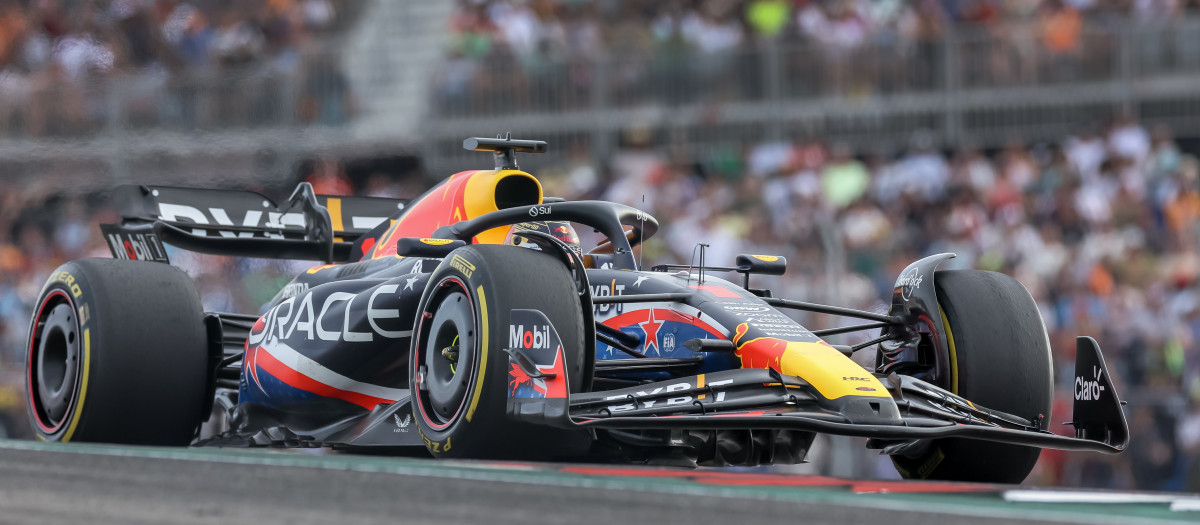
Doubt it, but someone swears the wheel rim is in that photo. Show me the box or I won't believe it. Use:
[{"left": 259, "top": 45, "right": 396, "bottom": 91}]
[
  {"left": 28, "top": 290, "right": 80, "bottom": 434},
  {"left": 414, "top": 278, "right": 477, "bottom": 430}
]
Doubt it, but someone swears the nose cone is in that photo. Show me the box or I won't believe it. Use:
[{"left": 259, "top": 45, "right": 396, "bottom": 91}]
[{"left": 732, "top": 322, "right": 901, "bottom": 423}]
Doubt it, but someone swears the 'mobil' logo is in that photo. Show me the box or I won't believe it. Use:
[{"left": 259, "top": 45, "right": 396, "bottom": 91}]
[{"left": 509, "top": 324, "right": 552, "bottom": 350}]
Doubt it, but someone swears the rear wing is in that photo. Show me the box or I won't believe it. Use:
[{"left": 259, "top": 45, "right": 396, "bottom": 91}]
[{"left": 100, "top": 183, "right": 406, "bottom": 263}]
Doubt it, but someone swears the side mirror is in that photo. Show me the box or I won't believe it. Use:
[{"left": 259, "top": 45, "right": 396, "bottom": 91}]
[{"left": 735, "top": 254, "right": 786, "bottom": 276}]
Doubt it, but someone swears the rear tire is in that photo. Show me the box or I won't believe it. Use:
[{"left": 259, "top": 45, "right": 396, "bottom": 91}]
[
  {"left": 26, "top": 259, "right": 209, "bottom": 445},
  {"left": 409, "top": 245, "right": 587, "bottom": 459},
  {"left": 891, "top": 270, "right": 1053, "bottom": 483}
]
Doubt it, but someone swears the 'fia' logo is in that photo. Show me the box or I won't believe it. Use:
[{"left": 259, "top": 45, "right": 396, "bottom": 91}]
[{"left": 662, "top": 333, "right": 676, "bottom": 352}]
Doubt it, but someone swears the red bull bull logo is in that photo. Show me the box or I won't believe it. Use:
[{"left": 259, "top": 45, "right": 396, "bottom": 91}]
[{"left": 732, "top": 323, "right": 789, "bottom": 371}]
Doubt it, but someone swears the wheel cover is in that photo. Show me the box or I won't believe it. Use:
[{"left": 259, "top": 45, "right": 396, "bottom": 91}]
[
  {"left": 28, "top": 291, "right": 81, "bottom": 434},
  {"left": 414, "top": 278, "right": 477, "bottom": 430}
]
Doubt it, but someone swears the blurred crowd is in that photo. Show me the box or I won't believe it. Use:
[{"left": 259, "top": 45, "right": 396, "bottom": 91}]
[
  {"left": 448, "top": 0, "right": 1198, "bottom": 59},
  {"left": 438, "top": 0, "right": 1200, "bottom": 113},
  {"left": 0, "top": 0, "right": 353, "bottom": 136},
  {"left": 1, "top": 115, "right": 1198, "bottom": 490}
]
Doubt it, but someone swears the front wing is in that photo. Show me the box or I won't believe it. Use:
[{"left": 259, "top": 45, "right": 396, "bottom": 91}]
[{"left": 508, "top": 336, "right": 1128, "bottom": 455}]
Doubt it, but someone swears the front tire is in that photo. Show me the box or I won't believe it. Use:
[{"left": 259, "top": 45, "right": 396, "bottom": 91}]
[
  {"left": 26, "top": 259, "right": 209, "bottom": 445},
  {"left": 409, "top": 245, "right": 587, "bottom": 459},
  {"left": 891, "top": 270, "right": 1053, "bottom": 483}
]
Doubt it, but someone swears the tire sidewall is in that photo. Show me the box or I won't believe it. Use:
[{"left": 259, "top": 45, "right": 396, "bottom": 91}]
[
  {"left": 411, "top": 248, "right": 512, "bottom": 456},
  {"left": 26, "top": 263, "right": 94, "bottom": 441},
  {"left": 410, "top": 245, "right": 585, "bottom": 459},
  {"left": 26, "top": 259, "right": 209, "bottom": 445}
]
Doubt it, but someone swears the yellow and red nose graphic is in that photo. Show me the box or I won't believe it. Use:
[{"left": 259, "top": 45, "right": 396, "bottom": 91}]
[{"left": 732, "top": 323, "right": 890, "bottom": 400}]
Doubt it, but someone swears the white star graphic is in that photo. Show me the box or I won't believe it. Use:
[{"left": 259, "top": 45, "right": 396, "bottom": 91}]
[
  {"left": 404, "top": 276, "right": 419, "bottom": 291},
  {"left": 633, "top": 276, "right": 649, "bottom": 288}
]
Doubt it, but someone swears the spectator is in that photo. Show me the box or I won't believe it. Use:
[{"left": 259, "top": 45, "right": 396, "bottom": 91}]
[
  {"left": 1042, "top": 0, "right": 1083, "bottom": 56},
  {"left": 820, "top": 142, "right": 869, "bottom": 209},
  {"left": 745, "top": 0, "right": 791, "bottom": 39},
  {"left": 305, "top": 158, "right": 353, "bottom": 195},
  {"left": 1109, "top": 112, "right": 1153, "bottom": 165}
]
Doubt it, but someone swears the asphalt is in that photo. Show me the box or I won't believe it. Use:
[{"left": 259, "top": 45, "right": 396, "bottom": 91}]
[{"left": 0, "top": 440, "right": 1193, "bottom": 525}]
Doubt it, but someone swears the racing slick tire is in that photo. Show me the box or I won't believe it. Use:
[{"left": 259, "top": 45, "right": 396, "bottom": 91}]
[
  {"left": 26, "top": 259, "right": 208, "bottom": 445},
  {"left": 409, "top": 244, "right": 587, "bottom": 459},
  {"left": 891, "top": 270, "right": 1053, "bottom": 483}
]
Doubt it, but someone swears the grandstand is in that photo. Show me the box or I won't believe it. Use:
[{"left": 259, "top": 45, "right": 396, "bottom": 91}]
[
  {"left": 0, "top": 1, "right": 445, "bottom": 188},
  {"left": 5, "top": 2, "right": 1200, "bottom": 182}
]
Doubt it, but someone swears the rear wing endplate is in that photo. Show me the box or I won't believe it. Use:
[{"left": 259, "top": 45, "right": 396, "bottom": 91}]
[{"left": 101, "top": 183, "right": 406, "bottom": 263}]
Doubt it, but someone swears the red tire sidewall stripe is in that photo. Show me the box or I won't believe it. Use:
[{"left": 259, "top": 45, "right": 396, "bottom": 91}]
[
  {"left": 413, "top": 276, "right": 475, "bottom": 432},
  {"left": 27, "top": 289, "right": 76, "bottom": 435}
]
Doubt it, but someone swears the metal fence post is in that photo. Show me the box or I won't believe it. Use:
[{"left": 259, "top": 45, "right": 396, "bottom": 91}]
[
  {"left": 818, "top": 213, "right": 844, "bottom": 316},
  {"left": 765, "top": 38, "right": 783, "bottom": 143},
  {"left": 590, "top": 55, "right": 612, "bottom": 165},
  {"left": 942, "top": 27, "right": 961, "bottom": 149},
  {"left": 1118, "top": 25, "right": 1136, "bottom": 118},
  {"left": 105, "top": 77, "right": 129, "bottom": 184}
]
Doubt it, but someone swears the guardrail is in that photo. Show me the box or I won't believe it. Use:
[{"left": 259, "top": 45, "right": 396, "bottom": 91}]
[
  {"left": 0, "top": 48, "right": 354, "bottom": 141},
  {"left": 422, "top": 17, "right": 1200, "bottom": 174}
]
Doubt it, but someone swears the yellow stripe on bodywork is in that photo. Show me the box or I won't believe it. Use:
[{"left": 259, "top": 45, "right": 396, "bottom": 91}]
[
  {"left": 939, "top": 305, "right": 959, "bottom": 394},
  {"left": 306, "top": 264, "right": 336, "bottom": 274},
  {"left": 62, "top": 329, "right": 90, "bottom": 441},
  {"left": 327, "top": 198, "right": 344, "bottom": 242},
  {"left": 466, "top": 286, "right": 488, "bottom": 422},
  {"left": 697, "top": 374, "right": 706, "bottom": 399},
  {"left": 774, "top": 341, "right": 890, "bottom": 400},
  {"left": 733, "top": 321, "right": 889, "bottom": 400}
]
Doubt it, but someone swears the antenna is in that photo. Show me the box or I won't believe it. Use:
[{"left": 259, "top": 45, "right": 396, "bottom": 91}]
[
  {"left": 638, "top": 194, "right": 646, "bottom": 270},
  {"left": 688, "top": 244, "right": 699, "bottom": 286},
  {"left": 686, "top": 243, "right": 710, "bottom": 285}
]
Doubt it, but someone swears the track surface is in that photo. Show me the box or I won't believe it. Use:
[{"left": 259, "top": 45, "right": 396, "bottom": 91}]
[{"left": 0, "top": 440, "right": 1194, "bottom": 525}]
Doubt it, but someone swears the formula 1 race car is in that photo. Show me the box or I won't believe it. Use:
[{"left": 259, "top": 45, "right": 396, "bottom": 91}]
[{"left": 26, "top": 137, "right": 1128, "bottom": 483}]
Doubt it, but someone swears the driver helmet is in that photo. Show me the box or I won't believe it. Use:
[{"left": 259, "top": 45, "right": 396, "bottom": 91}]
[{"left": 506, "top": 221, "right": 581, "bottom": 254}]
